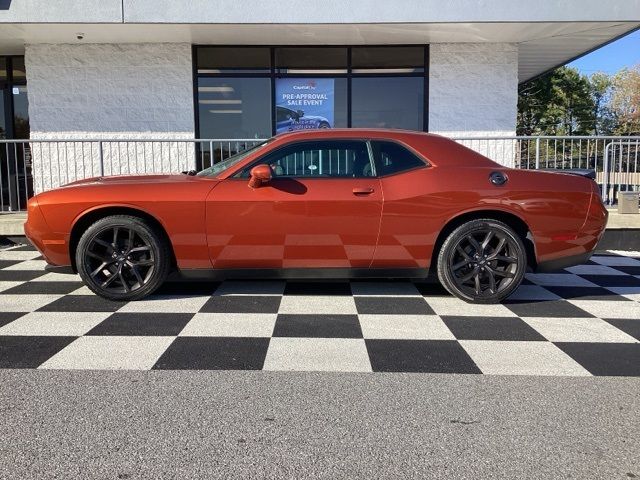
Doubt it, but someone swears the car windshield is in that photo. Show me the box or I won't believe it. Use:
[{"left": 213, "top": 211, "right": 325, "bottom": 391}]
[{"left": 196, "top": 140, "right": 272, "bottom": 177}]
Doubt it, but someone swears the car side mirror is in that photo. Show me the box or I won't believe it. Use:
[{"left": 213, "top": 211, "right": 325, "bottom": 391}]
[
  {"left": 296, "top": 109, "right": 304, "bottom": 118},
  {"left": 248, "top": 164, "right": 272, "bottom": 188}
]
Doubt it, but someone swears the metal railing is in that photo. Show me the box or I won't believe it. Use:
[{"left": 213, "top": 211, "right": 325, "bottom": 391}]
[
  {"left": 0, "top": 138, "right": 263, "bottom": 211},
  {"left": 1, "top": 136, "right": 638, "bottom": 212},
  {"left": 454, "top": 136, "right": 640, "bottom": 205}
]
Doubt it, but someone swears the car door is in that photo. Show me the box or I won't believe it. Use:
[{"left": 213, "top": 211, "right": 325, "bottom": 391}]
[
  {"left": 206, "top": 139, "right": 382, "bottom": 269},
  {"left": 368, "top": 140, "right": 433, "bottom": 269}
]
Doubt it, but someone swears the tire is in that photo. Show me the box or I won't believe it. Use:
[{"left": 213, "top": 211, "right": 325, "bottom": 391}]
[
  {"left": 436, "top": 219, "right": 527, "bottom": 304},
  {"left": 76, "top": 215, "right": 171, "bottom": 301}
]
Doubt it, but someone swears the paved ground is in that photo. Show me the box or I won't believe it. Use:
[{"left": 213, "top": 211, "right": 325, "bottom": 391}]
[
  {"left": 1, "top": 370, "right": 639, "bottom": 479},
  {"left": 0, "top": 244, "right": 639, "bottom": 375}
]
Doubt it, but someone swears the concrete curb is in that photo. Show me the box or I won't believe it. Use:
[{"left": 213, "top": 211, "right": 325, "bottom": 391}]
[{"left": 0, "top": 213, "right": 26, "bottom": 237}]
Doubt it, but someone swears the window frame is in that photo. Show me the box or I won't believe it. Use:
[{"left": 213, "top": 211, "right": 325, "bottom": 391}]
[{"left": 231, "top": 138, "right": 378, "bottom": 180}]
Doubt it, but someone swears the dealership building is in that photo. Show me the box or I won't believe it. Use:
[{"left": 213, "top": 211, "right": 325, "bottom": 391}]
[{"left": 0, "top": 0, "right": 639, "bottom": 198}]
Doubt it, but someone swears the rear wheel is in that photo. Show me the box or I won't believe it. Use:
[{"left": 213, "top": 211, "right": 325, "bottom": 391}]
[
  {"left": 436, "top": 219, "right": 526, "bottom": 304},
  {"left": 76, "top": 215, "right": 171, "bottom": 301}
]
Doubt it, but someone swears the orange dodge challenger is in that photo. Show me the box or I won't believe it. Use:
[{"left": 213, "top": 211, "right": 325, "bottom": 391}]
[{"left": 25, "top": 129, "right": 608, "bottom": 304}]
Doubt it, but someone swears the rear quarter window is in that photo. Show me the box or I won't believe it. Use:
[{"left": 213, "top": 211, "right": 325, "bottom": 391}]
[{"left": 371, "top": 141, "right": 427, "bottom": 176}]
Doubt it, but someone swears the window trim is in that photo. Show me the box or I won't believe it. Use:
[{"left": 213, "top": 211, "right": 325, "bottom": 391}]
[{"left": 230, "top": 138, "right": 377, "bottom": 180}]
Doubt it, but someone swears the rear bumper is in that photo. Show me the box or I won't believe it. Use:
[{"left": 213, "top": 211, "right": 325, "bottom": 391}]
[{"left": 534, "top": 188, "right": 607, "bottom": 272}]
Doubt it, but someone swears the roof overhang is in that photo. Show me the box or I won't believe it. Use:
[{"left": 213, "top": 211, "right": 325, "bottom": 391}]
[{"left": 1, "top": 0, "right": 639, "bottom": 83}]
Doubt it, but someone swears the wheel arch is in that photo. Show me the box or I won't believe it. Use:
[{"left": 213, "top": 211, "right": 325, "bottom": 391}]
[
  {"left": 69, "top": 205, "right": 176, "bottom": 273},
  {"left": 431, "top": 209, "right": 537, "bottom": 271}
]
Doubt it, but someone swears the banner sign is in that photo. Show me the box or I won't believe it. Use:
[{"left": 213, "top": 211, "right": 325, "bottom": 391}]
[{"left": 275, "top": 78, "right": 334, "bottom": 134}]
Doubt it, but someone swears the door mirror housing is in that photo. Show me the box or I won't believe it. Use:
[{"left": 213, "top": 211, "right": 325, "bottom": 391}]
[{"left": 248, "top": 164, "right": 272, "bottom": 188}]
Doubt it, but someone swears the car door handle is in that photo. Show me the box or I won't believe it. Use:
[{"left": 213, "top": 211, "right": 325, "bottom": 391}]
[{"left": 352, "top": 187, "right": 375, "bottom": 195}]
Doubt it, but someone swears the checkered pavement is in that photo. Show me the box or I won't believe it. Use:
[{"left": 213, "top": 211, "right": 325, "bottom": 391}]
[{"left": 0, "top": 244, "right": 639, "bottom": 375}]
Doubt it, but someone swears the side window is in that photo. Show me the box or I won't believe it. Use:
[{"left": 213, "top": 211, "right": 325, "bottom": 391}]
[
  {"left": 238, "top": 140, "right": 375, "bottom": 178},
  {"left": 371, "top": 141, "right": 426, "bottom": 176}
]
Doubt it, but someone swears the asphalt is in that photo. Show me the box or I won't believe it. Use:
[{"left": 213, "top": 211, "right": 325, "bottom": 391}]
[{"left": 1, "top": 370, "right": 638, "bottom": 479}]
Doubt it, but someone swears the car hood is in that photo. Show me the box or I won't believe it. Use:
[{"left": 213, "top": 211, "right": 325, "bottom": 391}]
[{"left": 62, "top": 174, "right": 196, "bottom": 187}]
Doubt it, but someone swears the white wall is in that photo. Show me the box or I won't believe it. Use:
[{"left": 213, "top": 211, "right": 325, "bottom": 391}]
[
  {"left": 429, "top": 43, "right": 518, "bottom": 137},
  {"left": 25, "top": 43, "right": 195, "bottom": 191},
  {"left": 429, "top": 43, "right": 518, "bottom": 166},
  {"left": 26, "top": 43, "right": 195, "bottom": 138}
]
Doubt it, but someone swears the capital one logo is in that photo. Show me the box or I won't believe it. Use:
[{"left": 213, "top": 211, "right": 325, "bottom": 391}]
[{"left": 293, "top": 81, "right": 317, "bottom": 90}]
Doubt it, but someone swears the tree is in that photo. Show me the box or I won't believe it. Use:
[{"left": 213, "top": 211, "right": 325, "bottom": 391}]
[
  {"left": 589, "top": 71, "right": 616, "bottom": 135},
  {"left": 517, "top": 66, "right": 596, "bottom": 136},
  {"left": 517, "top": 73, "right": 553, "bottom": 136},
  {"left": 610, "top": 66, "right": 640, "bottom": 135}
]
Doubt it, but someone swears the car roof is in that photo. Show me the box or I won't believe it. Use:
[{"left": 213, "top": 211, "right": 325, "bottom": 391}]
[
  {"left": 274, "top": 128, "right": 443, "bottom": 141},
  {"left": 267, "top": 128, "right": 501, "bottom": 169}
]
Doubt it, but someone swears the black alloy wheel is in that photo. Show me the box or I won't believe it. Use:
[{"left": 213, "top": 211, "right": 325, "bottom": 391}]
[
  {"left": 437, "top": 219, "right": 527, "bottom": 303},
  {"left": 76, "top": 215, "right": 171, "bottom": 301}
]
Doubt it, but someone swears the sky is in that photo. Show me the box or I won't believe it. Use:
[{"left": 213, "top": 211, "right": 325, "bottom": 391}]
[{"left": 568, "top": 28, "right": 640, "bottom": 75}]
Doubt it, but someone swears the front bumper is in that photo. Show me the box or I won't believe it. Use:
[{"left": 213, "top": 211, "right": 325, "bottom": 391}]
[{"left": 24, "top": 196, "right": 71, "bottom": 267}]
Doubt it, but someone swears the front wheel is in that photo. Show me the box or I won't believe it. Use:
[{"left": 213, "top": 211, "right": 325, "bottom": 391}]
[
  {"left": 76, "top": 215, "right": 171, "bottom": 301},
  {"left": 436, "top": 219, "right": 527, "bottom": 304}
]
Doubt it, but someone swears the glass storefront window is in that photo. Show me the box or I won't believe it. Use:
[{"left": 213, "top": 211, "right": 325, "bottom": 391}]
[
  {"left": 11, "top": 57, "right": 26, "bottom": 82},
  {"left": 0, "top": 56, "right": 29, "bottom": 139},
  {"left": 198, "top": 77, "right": 272, "bottom": 139},
  {"left": 351, "top": 46, "right": 425, "bottom": 73},
  {"left": 275, "top": 47, "right": 348, "bottom": 74},
  {"left": 351, "top": 77, "right": 424, "bottom": 130},
  {"left": 194, "top": 46, "right": 428, "bottom": 151},
  {"left": 197, "top": 47, "right": 270, "bottom": 74},
  {"left": 0, "top": 56, "right": 30, "bottom": 210},
  {"left": 0, "top": 90, "right": 5, "bottom": 138},
  {"left": 12, "top": 85, "right": 29, "bottom": 139},
  {"left": 0, "top": 58, "right": 6, "bottom": 138}
]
